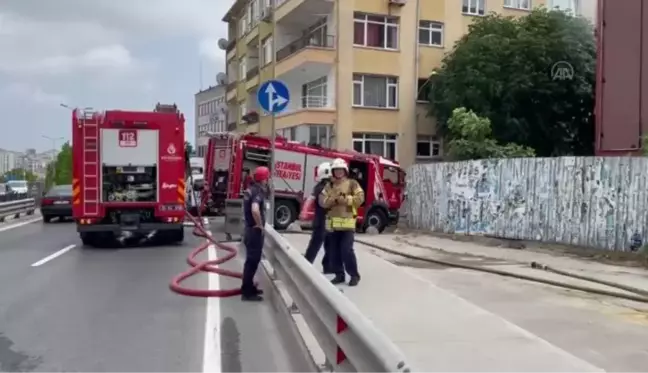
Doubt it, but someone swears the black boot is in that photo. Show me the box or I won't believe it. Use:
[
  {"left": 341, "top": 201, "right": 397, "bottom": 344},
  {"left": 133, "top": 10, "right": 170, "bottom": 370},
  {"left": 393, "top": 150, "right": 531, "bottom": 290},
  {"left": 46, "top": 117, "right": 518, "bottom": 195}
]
[
  {"left": 348, "top": 276, "right": 361, "bottom": 286},
  {"left": 241, "top": 293, "right": 264, "bottom": 302},
  {"left": 331, "top": 275, "right": 345, "bottom": 285},
  {"left": 254, "top": 287, "right": 264, "bottom": 295}
]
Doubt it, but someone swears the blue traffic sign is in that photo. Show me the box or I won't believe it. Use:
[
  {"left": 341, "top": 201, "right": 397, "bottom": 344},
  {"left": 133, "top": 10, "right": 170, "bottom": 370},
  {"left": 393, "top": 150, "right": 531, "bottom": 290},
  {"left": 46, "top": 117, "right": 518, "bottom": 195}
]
[{"left": 257, "top": 80, "right": 290, "bottom": 114}]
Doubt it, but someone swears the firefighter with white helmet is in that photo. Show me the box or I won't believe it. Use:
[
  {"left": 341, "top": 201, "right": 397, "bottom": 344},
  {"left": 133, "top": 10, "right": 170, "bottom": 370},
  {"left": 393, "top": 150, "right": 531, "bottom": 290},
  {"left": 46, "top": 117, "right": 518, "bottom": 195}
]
[
  {"left": 318, "top": 157, "right": 364, "bottom": 286},
  {"left": 304, "top": 162, "right": 333, "bottom": 272}
]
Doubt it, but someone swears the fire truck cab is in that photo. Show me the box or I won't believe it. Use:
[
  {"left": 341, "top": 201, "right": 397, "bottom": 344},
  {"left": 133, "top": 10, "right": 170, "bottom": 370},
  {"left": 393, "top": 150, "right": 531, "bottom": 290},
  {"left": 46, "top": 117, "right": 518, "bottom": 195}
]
[
  {"left": 202, "top": 133, "right": 406, "bottom": 232},
  {"left": 71, "top": 104, "right": 187, "bottom": 246}
]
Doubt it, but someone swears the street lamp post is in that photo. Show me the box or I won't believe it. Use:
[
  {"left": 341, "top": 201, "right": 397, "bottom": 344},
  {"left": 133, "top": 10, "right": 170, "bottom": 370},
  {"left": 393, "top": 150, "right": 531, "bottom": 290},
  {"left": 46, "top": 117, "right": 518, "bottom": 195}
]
[{"left": 42, "top": 135, "right": 64, "bottom": 161}]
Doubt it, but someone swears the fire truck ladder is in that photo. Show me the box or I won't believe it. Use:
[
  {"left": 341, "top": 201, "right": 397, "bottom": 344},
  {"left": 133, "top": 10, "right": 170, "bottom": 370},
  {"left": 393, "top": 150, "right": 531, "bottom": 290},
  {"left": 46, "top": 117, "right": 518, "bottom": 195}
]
[
  {"left": 82, "top": 111, "right": 100, "bottom": 216},
  {"left": 225, "top": 134, "right": 240, "bottom": 194}
]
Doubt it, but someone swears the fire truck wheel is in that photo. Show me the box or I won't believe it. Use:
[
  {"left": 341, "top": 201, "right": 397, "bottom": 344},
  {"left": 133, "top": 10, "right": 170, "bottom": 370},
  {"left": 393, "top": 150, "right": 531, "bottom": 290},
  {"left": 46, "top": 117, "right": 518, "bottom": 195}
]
[
  {"left": 79, "top": 232, "right": 98, "bottom": 247},
  {"left": 274, "top": 200, "right": 297, "bottom": 230},
  {"left": 163, "top": 228, "right": 184, "bottom": 244},
  {"left": 364, "top": 208, "right": 388, "bottom": 233}
]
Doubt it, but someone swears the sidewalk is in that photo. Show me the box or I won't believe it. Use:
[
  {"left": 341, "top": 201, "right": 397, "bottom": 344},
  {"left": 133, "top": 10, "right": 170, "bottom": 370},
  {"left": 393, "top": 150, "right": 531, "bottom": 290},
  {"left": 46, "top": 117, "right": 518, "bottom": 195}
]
[
  {"left": 282, "top": 233, "right": 604, "bottom": 372},
  {"left": 359, "top": 233, "right": 648, "bottom": 299}
]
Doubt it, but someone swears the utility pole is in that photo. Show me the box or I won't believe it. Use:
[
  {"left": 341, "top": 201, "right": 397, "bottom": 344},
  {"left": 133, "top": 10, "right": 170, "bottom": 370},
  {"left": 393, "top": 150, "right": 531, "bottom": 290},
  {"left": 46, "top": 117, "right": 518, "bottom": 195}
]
[{"left": 267, "top": 3, "right": 278, "bottom": 226}]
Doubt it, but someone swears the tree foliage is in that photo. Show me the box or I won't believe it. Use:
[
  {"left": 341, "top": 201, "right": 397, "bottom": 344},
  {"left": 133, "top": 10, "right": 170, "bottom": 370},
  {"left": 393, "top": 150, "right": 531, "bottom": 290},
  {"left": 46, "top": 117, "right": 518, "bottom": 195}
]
[
  {"left": 45, "top": 142, "right": 73, "bottom": 188},
  {"left": 427, "top": 8, "right": 596, "bottom": 157},
  {"left": 185, "top": 141, "right": 194, "bottom": 156},
  {"left": 446, "top": 108, "right": 535, "bottom": 160}
]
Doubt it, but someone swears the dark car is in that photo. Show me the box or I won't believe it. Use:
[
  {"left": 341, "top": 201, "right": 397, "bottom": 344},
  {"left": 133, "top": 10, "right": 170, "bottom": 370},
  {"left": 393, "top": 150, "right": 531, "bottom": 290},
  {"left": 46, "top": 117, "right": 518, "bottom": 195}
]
[{"left": 41, "top": 184, "right": 73, "bottom": 223}]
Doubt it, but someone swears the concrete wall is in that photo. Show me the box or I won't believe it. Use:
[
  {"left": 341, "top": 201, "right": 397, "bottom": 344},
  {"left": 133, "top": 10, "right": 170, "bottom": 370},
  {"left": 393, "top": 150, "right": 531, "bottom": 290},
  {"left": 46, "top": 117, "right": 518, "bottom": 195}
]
[{"left": 404, "top": 157, "right": 648, "bottom": 251}]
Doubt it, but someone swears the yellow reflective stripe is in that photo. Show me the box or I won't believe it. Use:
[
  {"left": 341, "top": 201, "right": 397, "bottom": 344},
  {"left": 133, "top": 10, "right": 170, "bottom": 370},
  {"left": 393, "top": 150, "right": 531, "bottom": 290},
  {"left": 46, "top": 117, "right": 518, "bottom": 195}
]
[{"left": 329, "top": 217, "right": 356, "bottom": 229}]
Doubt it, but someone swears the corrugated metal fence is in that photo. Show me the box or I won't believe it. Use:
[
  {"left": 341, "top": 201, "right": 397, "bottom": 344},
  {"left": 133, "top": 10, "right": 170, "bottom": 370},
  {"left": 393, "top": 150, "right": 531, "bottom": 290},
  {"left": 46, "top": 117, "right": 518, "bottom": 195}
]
[{"left": 404, "top": 157, "right": 648, "bottom": 251}]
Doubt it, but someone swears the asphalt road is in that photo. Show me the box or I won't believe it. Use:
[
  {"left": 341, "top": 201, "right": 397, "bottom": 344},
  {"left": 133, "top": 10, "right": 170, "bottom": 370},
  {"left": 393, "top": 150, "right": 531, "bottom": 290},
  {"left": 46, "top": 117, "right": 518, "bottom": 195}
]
[{"left": 0, "top": 217, "right": 313, "bottom": 372}]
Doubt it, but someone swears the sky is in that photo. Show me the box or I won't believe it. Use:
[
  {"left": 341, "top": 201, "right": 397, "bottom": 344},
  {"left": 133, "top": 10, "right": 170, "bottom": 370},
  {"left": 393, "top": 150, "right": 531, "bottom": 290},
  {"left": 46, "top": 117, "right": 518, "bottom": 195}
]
[{"left": 0, "top": 0, "right": 235, "bottom": 153}]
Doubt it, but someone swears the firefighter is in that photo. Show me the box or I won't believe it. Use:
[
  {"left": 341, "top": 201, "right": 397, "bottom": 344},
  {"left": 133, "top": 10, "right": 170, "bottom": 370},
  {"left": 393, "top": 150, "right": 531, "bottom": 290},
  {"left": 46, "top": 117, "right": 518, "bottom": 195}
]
[
  {"left": 304, "top": 162, "right": 333, "bottom": 273},
  {"left": 318, "top": 158, "right": 364, "bottom": 286},
  {"left": 241, "top": 166, "right": 270, "bottom": 301}
]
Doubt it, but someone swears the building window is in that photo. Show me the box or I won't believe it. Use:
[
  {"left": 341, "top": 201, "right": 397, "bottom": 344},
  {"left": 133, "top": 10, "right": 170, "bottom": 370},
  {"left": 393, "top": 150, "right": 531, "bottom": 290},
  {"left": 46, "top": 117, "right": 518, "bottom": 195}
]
[
  {"left": 418, "top": 21, "right": 443, "bottom": 47},
  {"left": 279, "top": 127, "right": 296, "bottom": 141},
  {"left": 505, "top": 0, "right": 531, "bottom": 10},
  {"left": 301, "top": 77, "right": 327, "bottom": 108},
  {"left": 239, "top": 17, "right": 247, "bottom": 36},
  {"left": 353, "top": 74, "right": 398, "bottom": 109},
  {"left": 262, "top": 37, "right": 273, "bottom": 65},
  {"left": 550, "top": 0, "right": 577, "bottom": 14},
  {"left": 462, "top": 0, "right": 485, "bottom": 15},
  {"left": 416, "top": 136, "right": 441, "bottom": 158},
  {"left": 353, "top": 13, "right": 399, "bottom": 50},
  {"left": 417, "top": 79, "right": 431, "bottom": 102},
  {"left": 352, "top": 133, "right": 397, "bottom": 160},
  {"left": 238, "top": 58, "right": 247, "bottom": 81},
  {"left": 249, "top": 0, "right": 259, "bottom": 25},
  {"left": 308, "top": 125, "right": 330, "bottom": 147},
  {"left": 239, "top": 104, "right": 247, "bottom": 122}
]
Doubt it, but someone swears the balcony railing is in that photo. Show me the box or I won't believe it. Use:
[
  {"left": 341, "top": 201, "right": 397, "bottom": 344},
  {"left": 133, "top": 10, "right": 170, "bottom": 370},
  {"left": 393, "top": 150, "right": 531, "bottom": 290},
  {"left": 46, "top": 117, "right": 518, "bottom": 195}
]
[
  {"left": 301, "top": 95, "right": 328, "bottom": 109},
  {"left": 277, "top": 34, "right": 335, "bottom": 62},
  {"left": 226, "top": 81, "right": 237, "bottom": 92},
  {"left": 246, "top": 66, "right": 259, "bottom": 80}
]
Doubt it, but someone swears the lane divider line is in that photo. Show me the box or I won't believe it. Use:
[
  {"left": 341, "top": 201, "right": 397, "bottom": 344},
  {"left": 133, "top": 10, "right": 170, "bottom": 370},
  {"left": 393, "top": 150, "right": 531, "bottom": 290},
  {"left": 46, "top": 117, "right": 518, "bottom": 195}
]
[
  {"left": 202, "top": 243, "right": 222, "bottom": 373},
  {"left": 0, "top": 217, "right": 43, "bottom": 233},
  {"left": 31, "top": 244, "right": 76, "bottom": 267}
]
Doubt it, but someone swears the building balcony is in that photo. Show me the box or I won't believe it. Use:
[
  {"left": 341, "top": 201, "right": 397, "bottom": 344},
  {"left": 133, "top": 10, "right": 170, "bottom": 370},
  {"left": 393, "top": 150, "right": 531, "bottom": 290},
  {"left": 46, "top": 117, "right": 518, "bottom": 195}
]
[
  {"left": 226, "top": 40, "right": 236, "bottom": 61},
  {"left": 275, "top": 95, "right": 335, "bottom": 129},
  {"left": 276, "top": 34, "right": 335, "bottom": 77},
  {"left": 245, "top": 66, "right": 259, "bottom": 81},
  {"left": 226, "top": 82, "right": 237, "bottom": 102},
  {"left": 275, "top": 0, "right": 334, "bottom": 29},
  {"left": 245, "top": 66, "right": 260, "bottom": 91}
]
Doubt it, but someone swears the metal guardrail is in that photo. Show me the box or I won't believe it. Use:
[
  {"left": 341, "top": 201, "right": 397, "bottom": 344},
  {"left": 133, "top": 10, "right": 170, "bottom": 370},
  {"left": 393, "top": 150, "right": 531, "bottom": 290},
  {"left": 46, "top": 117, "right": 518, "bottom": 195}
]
[
  {"left": 263, "top": 225, "right": 413, "bottom": 372},
  {"left": 0, "top": 193, "right": 36, "bottom": 222}
]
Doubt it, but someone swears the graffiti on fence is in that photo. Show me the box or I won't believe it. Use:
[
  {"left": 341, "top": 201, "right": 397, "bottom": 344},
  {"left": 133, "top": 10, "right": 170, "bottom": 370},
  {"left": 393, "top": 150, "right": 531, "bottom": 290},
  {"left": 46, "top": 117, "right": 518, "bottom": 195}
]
[{"left": 405, "top": 157, "right": 646, "bottom": 251}]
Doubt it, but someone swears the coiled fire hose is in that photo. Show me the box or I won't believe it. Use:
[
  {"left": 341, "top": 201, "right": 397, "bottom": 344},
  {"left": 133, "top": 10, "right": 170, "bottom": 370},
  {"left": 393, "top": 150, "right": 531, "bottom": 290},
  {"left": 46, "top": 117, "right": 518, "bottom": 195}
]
[{"left": 169, "top": 161, "right": 253, "bottom": 298}]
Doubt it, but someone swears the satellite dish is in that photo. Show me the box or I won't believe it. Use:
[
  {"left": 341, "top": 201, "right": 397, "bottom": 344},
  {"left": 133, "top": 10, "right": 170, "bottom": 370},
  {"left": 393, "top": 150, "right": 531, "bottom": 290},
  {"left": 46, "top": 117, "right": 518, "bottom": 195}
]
[
  {"left": 216, "top": 72, "right": 227, "bottom": 85},
  {"left": 217, "top": 38, "right": 229, "bottom": 50}
]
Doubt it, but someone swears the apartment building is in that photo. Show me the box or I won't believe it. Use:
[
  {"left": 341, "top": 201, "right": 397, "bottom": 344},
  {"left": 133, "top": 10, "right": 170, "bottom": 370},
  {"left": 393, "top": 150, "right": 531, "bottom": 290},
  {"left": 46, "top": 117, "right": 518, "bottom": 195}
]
[
  {"left": 222, "top": 0, "right": 553, "bottom": 167},
  {"left": 195, "top": 84, "right": 227, "bottom": 157}
]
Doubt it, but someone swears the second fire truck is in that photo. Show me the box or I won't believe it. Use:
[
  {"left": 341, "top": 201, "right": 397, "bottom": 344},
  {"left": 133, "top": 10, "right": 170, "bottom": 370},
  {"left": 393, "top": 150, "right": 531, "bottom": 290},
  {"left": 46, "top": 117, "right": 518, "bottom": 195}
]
[{"left": 198, "top": 133, "right": 406, "bottom": 232}]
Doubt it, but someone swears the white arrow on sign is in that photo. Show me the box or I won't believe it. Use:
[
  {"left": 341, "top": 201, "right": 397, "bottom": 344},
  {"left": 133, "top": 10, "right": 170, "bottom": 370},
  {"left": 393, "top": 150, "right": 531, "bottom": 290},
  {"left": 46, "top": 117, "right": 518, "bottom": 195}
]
[{"left": 265, "top": 83, "right": 288, "bottom": 111}]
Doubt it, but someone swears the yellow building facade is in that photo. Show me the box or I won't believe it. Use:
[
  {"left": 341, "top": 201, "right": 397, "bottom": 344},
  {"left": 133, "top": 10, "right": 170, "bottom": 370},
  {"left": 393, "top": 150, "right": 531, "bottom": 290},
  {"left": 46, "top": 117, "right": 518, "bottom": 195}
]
[{"left": 222, "top": 0, "right": 545, "bottom": 167}]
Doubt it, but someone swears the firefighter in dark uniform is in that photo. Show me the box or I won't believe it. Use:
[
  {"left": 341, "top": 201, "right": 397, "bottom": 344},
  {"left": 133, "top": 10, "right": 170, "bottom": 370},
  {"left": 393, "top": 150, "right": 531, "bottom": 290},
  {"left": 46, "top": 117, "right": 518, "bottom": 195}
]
[
  {"left": 304, "top": 162, "right": 333, "bottom": 273},
  {"left": 241, "top": 166, "right": 270, "bottom": 301},
  {"left": 319, "top": 158, "right": 364, "bottom": 286}
]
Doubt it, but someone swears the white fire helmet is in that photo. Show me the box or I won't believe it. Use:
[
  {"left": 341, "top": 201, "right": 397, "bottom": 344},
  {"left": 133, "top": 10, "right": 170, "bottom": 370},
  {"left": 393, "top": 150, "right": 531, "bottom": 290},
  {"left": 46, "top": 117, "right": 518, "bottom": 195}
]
[
  {"left": 330, "top": 158, "right": 348, "bottom": 176},
  {"left": 316, "top": 162, "right": 332, "bottom": 182}
]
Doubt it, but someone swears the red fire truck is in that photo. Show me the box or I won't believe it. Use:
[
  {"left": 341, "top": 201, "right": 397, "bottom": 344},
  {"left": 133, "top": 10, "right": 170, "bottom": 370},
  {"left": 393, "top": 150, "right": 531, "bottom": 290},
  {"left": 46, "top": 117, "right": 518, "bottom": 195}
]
[
  {"left": 201, "top": 133, "right": 406, "bottom": 232},
  {"left": 71, "top": 103, "right": 187, "bottom": 246}
]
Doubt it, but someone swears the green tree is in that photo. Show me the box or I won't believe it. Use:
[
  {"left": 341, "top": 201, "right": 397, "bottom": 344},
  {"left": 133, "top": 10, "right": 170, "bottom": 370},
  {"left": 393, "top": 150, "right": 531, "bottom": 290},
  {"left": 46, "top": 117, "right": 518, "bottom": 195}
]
[
  {"left": 427, "top": 8, "right": 596, "bottom": 157},
  {"left": 185, "top": 141, "right": 194, "bottom": 156},
  {"left": 446, "top": 107, "right": 535, "bottom": 160},
  {"left": 54, "top": 142, "right": 73, "bottom": 185},
  {"left": 1, "top": 168, "right": 37, "bottom": 183},
  {"left": 44, "top": 161, "right": 57, "bottom": 189}
]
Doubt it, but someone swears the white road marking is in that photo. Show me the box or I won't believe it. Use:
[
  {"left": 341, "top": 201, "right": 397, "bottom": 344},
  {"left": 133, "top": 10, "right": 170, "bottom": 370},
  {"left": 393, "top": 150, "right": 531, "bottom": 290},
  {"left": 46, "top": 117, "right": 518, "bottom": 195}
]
[
  {"left": 31, "top": 244, "right": 76, "bottom": 267},
  {"left": 202, "top": 242, "right": 222, "bottom": 373},
  {"left": 0, "top": 217, "right": 42, "bottom": 232}
]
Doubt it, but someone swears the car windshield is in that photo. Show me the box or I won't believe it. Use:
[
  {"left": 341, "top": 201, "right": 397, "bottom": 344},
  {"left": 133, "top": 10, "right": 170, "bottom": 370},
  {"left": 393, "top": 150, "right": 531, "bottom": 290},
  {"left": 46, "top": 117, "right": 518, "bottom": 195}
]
[
  {"left": 7, "top": 180, "right": 27, "bottom": 189},
  {"left": 47, "top": 185, "right": 73, "bottom": 197}
]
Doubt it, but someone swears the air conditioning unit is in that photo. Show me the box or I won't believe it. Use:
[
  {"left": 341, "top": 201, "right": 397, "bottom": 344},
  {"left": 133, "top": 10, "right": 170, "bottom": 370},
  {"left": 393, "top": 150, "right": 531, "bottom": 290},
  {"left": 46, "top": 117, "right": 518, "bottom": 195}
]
[{"left": 389, "top": 0, "right": 406, "bottom": 5}]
